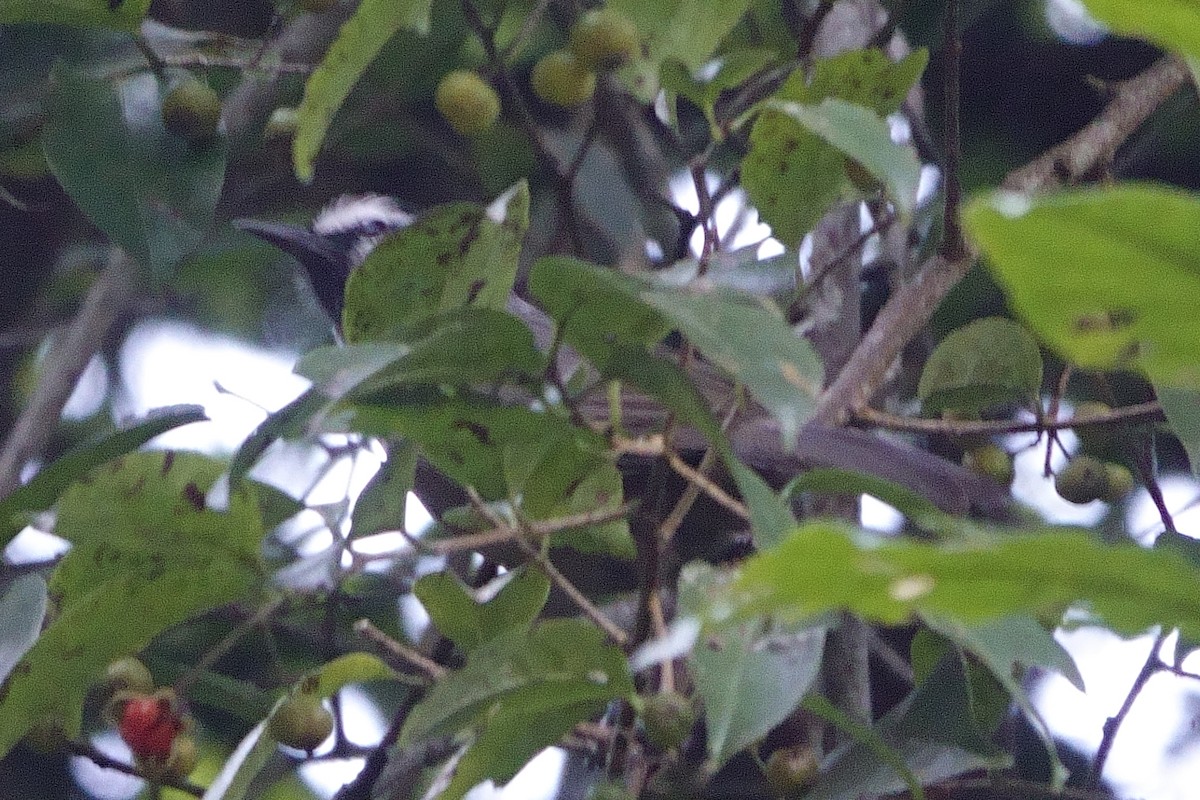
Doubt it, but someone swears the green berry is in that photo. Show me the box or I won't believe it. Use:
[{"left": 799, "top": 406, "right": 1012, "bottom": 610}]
[
  {"left": 531, "top": 51, "right": 596, "bottom": 107},
  {"left": 962, "top": 444, "right": 1014, "bottom": 487},
  {"left": 103, "top": 656, "right": 155, "bottom": 697},
  {"left": 640, "top": 691, "right": 694, "bottom": 751},
  {"left": 435, "top": 70, "right": 501, "bottom": 135},
  {"left": 269, "top": 693, "right": 334, "bottom": 752},
  {"left": 569, "top": 9, "right": 640, "bottom": 72},
  {"left": 161, "top": 80, "right": 222, "bottom": 145},
  {"left": 764, "top": 745, "right": 820, "bottom": 796},
  {"left": 1055, "top": 456, "right": 1108, "bottom": 504},
  {"left": 1102, "top": 462, "right": 1136, "bottom": 502}
]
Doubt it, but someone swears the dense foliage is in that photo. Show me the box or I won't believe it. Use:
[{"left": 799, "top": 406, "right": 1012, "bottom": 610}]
[{"left": 1, "top": 1, "right": 1199, "bottom": 799}]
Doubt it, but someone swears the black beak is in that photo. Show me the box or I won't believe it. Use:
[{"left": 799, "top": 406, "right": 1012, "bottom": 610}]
[{"left": 234, "top": 218, "right": 351, "bottom": 322}]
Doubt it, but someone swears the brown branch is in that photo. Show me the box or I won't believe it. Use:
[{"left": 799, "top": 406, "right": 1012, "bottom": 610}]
[
  {"left": 1004, "top": 55, "right": 1190, "bottom": 193},
  {"left": 428, "top": 503, "right": 635, "bottom": 555},
  {"left": 0, "top": 250, "right": 138, "bottom": 500},
  {"left": 813, "top": 251, "right": 974, "bottom": 426},
  {"left": 853, "top": 400, "right": 1164, "bottom": 436},
  {"left": 1085, "top": 631, "right": 1168, "bottom": 790},
  {"left": 812, "top": 54, "right": 1191, "bottom": 429},
  {"left": 354, "top": 619, "right": 446, "bottom": 680},
  {"left": 64, "top": 738, "right": 205, "bottom": 797},
  {"left": 939, "top": 0, "right": 965, "bottom": 259}
]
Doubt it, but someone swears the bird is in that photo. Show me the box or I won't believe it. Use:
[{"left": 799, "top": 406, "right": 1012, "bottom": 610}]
[{"left": 234, "top": 195, "right": 1011, "bottom": 522}]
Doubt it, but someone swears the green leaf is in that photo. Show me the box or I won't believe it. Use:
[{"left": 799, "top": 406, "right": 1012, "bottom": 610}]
[
  {"left": 801, "top": 695, "right": 926, "bottom": 800},
  {"left": 725, "top": 521, "right": 1200, "bottom": 640},
  {"left": 766, "top": 98, "right": 922, "bottom": 217},
  {"left": 964, "top": 185, "right": 1200, "bottom": 389},
  {"left": 660, "top": 48, "right": 779, "bottom": 133},
  {"left": 743, "top": 48, "right": 927, "bottom": 245},
  {"left": 0, "top": 0, "right": 151, "bottom": 30},
  {"left": 441, "top": 699, "right": 599, "bottom": 800},
  {"left": 229, "top": 388, "right": 327, "bottom": 488},
  {"left": 0, "top": 452, "right": 265, "bottom": 758},
  {"left": 917, "top": 316, "right": 1044, "bottom": 414},
  {"left": 0, "top": 575, "right": 47, "bottom": 685},
  {"left": 349, "top": 394, "right": 609, "bottom": 507},
  {"left": 607, "top": 0, "right": 754, "bottom": 99},
  {"left": 293, "top": 0, "right": 434, "bottom": 181},
  {"left": 806, "top": 653, "right": 1009, "bottom": 800},
  {"left": 399, "top": 619, "right": 632, "bottom": 746},
  {"left": 49, "top": 451, "right": 263, "bottom": 609},
  {"left": 532, "top": 257, "right": 822, "bottom": 447},
  {"left": 541, "top": 463, "right": 634, "bottom": 559},
  {"left": 414, "top": 567, "right": 550, "bottom": 654},
  {"left": 1158, "top": 387, "right": 1200, "bottom": 477},
  {"left": 688, "top": 598, "right": 826, "bottom": 765},
  {"left": 0, "top": 404, "right": 207, "bottom": 549},
  {"left": 43, "top": 65, "right": 227, "bottom": 277},
  {"left": 1080, "top": 0, "right": 1200, "bottom": 61},
  {"left": 923, "top": 614, "right": 1078, "bottom": 788},
  {"left": 294, "top": 652, "right": 398, "bottom": 697},
  {"left": 783, "top": 468, "right": 948, "bottom": 532},
  {"left": 350, "top": 441, "right": 418, "bottom": 539},
  {"left": 201, "top": 721, "right": 276, "bottom": 800},
  {"left": 636, "top": 287, "right": 822, "bottom": 445},
  {"left": 342, "top": 183, "right": 530, "bottom": 342}
]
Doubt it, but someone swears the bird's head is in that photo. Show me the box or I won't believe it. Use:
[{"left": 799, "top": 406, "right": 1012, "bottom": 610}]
[{"left": 234, "top": 194, "right": 413, "bottom": 321}]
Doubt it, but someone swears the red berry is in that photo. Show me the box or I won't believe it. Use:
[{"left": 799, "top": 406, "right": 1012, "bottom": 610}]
[{"left": 118, "top": 693, "right": 183, "bottom": 760}]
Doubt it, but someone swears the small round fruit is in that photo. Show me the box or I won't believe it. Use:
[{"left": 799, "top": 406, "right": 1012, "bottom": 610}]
[
  {"left": 569, "top": 9, "right": 640, "bottom": 72},
  {"left": 1102, "top": 462, "right": 1136, "bottom": 503},
  {"left": 269, "top": 693, "right": 334, "bottom": 751},
  {"left": 531, "top": 51, "right": 597, "bottom": 107},
  {"left": 962, "top": 444, "right": 1014, "bottom": 487},
  {"left": 117, "top": 692, "right": 184, "bottom": 760},
  {"left": 435, "top": 70, "right": 501, "bottom": 135},
  {"left": 1055, "top": 456, "right": 1108, "bottom": 504},
  {"left": 163, "top": 733, "right": 200, "bottom": 779},
  {"left": 161, "top": 80, "right": 222, "bottom": 145},
  {"left": 640, "top": 691, "right": 694, "bottom": 751},
  {"left": 103, "top": 656, "right": 154, "bottom": 697},
  {"left": 764, "top": 745, "right": 820, "bottom": 796}
]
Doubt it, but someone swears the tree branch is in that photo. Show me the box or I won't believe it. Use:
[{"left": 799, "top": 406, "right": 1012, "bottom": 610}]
[
  {"left": 0, "top": 250, "right": 138, "bottom": 500},
  {"left": 1003, "top": 55, "right": 1190, "bottom": 193}
]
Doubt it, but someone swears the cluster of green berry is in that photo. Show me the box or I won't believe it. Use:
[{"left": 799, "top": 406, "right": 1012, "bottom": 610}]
[
  {"left": 435, "top": 7, "right": 641, "bottom": 135},
  {"left": 1054, "top": 402, "right": 1136, "bottom": 505}
]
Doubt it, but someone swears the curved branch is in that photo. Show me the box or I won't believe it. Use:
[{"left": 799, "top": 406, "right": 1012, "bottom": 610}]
[{"left": 0, "top": 250, "right": 138, "bottom": 500}]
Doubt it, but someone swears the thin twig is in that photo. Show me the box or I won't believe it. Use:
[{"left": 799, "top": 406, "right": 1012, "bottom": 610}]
[
  {"left": 354, "top": 619, "right": 446, "bottom": 680},
  {"left": 0, "top": 251, "right": 138, "bottom": 500},
  {"left": 175, "top": 595, "right": 286, "bottom": 696},
  {"left": 1004, "top": 55, "right": 1190, "bottom": 193},
  {"left": 814, "top": 54, "right": 1190, "bottom": 428},
  {"left": 64, "top": 738, "right": 205, "bottom": 797},
  {"left": 430, "top": 503, "right": 635, "bottom": 555},
  {"left": 465, "top": 489, "right": 628, "bottom": 645},
  {"left": 853, "top": 401, "right": 1165, "bottom": 436},
  {"left": 939, "top": 0, "right": 965, "bottom": 259},
  {"left": 1085, "top": 631, "right": 1168, "bottom": 790},
  {"left": 1044, "top": 366, "right": 1073, "bottom": 478}
]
